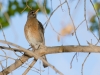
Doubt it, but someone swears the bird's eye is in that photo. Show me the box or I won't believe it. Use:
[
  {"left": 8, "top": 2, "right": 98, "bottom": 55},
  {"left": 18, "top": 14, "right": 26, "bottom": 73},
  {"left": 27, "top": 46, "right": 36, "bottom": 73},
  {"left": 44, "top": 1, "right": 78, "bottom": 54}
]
[{"left": 32, "top": 11, "right": 34, "bottom": 14}]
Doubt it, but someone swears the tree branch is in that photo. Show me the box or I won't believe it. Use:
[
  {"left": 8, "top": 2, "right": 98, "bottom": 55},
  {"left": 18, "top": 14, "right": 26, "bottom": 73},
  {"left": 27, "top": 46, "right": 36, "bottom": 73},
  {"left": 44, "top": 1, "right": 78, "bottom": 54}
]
[
  {"left": 0, "top": 40, "right": 100, "bottom": 75},
  {"left": 0, "top": 40, "right": 63, "bottom": 75},
  {"left": 0, "top": 55, "right": 29, "bottom": 75}
]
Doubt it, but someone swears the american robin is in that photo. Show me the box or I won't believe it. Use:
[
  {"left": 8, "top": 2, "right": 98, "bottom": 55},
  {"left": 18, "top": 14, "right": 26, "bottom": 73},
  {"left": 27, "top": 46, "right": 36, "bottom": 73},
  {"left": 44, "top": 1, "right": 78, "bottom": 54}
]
[{"left": 24, "top": 9, "right": 48, "bottom": 68}]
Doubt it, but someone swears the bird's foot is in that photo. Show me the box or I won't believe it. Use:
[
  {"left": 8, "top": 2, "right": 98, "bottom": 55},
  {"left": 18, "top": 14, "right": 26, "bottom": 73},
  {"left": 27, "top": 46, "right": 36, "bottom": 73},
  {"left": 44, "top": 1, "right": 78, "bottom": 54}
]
[{"left": 39, "top": 43, "right": 47, "bottom": 50}]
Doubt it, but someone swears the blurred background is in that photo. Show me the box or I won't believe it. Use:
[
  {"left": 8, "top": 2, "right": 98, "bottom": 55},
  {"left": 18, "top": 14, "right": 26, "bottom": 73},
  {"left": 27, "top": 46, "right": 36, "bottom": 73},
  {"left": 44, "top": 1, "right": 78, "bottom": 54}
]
[{"left": 0, "top": 0, "right": 100, "bottom": 75}]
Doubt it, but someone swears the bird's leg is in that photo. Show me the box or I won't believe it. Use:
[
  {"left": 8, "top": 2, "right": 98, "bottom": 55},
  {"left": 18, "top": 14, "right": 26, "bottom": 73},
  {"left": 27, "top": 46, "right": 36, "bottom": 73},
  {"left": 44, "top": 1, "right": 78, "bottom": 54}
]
[
  {"left": 31, "top": 45, "right": 36, "bottom": 52},
  {"left": 39, "top": 43, "right": 46, "bottom": 50}
]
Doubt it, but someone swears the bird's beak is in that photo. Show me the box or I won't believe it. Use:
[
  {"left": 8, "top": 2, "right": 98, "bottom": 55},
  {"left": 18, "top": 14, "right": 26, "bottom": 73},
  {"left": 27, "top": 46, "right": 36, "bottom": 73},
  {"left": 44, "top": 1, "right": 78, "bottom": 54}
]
[{"left": 35, "top": 9, "right": 39, "bottom": 14}]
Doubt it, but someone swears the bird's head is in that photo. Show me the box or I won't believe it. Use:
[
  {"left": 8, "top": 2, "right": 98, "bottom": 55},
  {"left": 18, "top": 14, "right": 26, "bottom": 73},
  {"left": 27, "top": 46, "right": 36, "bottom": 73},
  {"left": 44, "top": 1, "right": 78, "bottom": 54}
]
[{"left": 27, "top": 9, "right": 39, "bottom": 19}]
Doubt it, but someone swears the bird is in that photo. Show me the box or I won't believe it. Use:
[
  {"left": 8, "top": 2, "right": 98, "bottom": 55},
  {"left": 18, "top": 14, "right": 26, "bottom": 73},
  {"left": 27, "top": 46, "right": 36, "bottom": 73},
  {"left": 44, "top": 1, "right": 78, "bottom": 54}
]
[{"left": 24, "top": 9, "right": 48, "bottom": 68}]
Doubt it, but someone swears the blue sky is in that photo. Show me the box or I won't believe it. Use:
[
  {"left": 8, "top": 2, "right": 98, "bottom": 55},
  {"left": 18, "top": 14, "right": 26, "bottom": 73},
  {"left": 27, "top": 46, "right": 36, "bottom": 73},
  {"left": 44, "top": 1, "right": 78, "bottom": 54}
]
[{"left": 0, "top": 0, "right": 100, "bottom": 75}]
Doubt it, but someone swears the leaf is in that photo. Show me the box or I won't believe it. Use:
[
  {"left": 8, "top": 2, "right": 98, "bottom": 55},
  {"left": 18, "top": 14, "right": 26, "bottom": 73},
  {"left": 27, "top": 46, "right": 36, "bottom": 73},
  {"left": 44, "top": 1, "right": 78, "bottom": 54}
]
[{"left": 0, "top": 0, "right": 50, "bottom": 29}]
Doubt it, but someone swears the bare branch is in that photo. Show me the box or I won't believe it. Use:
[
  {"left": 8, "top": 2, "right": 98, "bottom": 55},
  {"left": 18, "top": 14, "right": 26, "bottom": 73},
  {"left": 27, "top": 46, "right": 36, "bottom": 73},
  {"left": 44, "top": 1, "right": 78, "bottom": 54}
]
[
  {"left": 1, "top": 40, "right": 100, "bottom": 75},
  {"left": 70, "top": 52, "right": 77, "bottom": 69},
  {"left": 73, "top": 19, "right": 85, "bottom": 34},
  {"left": 90, "top": 31, "right": 99, "bottom": 45},
  {"left": 81, "top": 53, "right": 90, "bottom": 75},
  {"left": 0, "top": 23, "right": 10, "bottom": 47},
  {"left": 0, "top": 55, "right": 29, "bottom": 75},
  {"left": 65, "top": 0, "right": 80, "bottom": 45},
  {"left": 75, "top": 0, "right": 80, "bottom": 9},
  {"left": 1, "top": 44, "right": 100, "bottom": 54},
  {"left": 84, "top": 0, "right": 88, "bottom": 29},
  {"left": 44, "top": 1, "right": 66, "bottom": 29},
  {"left": 22, "top": 60, "right": 37, "bottom": 75},
  {"left": 59, "top": 0, "right": 64, "bottom": 11},
  {"left": 0, "top": 40, "right": 63, "bottom": 75}
]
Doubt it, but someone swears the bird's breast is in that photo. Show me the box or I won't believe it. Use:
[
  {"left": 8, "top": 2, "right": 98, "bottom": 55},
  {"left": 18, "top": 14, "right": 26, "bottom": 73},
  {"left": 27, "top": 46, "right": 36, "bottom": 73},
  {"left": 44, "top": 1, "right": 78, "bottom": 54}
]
[{"left": 24, "top": 18, "right": 43, "bottom": 48}]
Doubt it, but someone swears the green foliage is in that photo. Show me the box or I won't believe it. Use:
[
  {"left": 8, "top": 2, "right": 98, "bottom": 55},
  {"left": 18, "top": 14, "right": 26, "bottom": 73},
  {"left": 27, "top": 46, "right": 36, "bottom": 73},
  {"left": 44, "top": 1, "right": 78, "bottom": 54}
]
[
  {"left": 90, "top": 2, "right": 100, "bottom": 33},
  {"left": 0, "top": 15, "right": 9, "bottom": 29},
  {"left": 0, "top": 0, "right": 50, "bottom": 29}
]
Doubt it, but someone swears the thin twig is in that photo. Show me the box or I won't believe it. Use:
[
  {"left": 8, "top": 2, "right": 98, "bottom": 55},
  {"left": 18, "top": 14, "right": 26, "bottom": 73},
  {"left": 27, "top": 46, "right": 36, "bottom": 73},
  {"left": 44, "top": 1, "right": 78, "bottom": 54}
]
[
  {"left": 84, "top": 0, "right": 88, "bottom": 30},
  {"left": 70, "top": 52, "right": 77, "bottom": 69},
  {"left": 65, "top": 0, "right": 80, "bottom": 69},
  {"left": 21, "top": 65, "right": 40, "bottom": 74},
  {"left": 26, "top": 0, "right": 32, "bottom": 10},
  {"left": 0, "top": 23, "right": 10, "bottom": 48},
  {"left": 90, "top": 31, "right": 99, "bottom": 45},
  {"left": 75, "top": 0, "right": 80, "bottom": 9},
  {"left": 38, "top": 1, "right": 66, "bottom": 36},
  {"left": 22, "top": 60, "right": 37, "bottom": 75},
  {"left": 76, "top": 52, "right": 79, "bottom": 62},
  {"left": 44, "top": 1, "right": 66, "bottom": 28},
  {"left": 0, "top": 8, "right": 10, "bottom": 48},
  {"left": 21, "top": 0, "right": 32, "bottom": 13},
  {"left": 43, "top": 0, "right": 46, "bottom": 9},
  {"left": 2, "top": 49, "right": 7, "bottom": 68},
  {"left": 75, "top": 19, "right": 85, "bottom": 31},
  {"left": 20, "top": 59, "right": 42, "bottom": 72},
  {"left": 21, "top": 6, "right": 27, "bottom": 13},
  {"left": 0, "top": 55, "right": 15, "bottom": 60},
  {"left": 39, "top": 60, "right": 41, "bottom": 75},
  {"left": 0, "top": 46, "right": 8, "bottom": 69},
  {"left": 73, "top": 19, "right": 85, "bottom": 34},
  {"left": 81, "top": 53, "right": 90, "bottom": 75},
  {"left": 59, "top": 0, "right": 64, "bottom": 11},
  {"left": 0, "top": 61, "right": 5, "bottom": 70},
  {"left": 48, "top": 67, "right": 49, "bottom": 75},
  {"left": 65, "top": 0, "right": 80, "bottom": 45}
]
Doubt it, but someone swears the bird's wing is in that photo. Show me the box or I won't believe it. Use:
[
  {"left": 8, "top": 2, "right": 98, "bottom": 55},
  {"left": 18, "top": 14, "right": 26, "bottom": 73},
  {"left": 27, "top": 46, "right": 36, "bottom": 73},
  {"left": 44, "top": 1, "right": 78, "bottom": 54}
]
[{"left": 38, "top": 21, "right": 45, "bottom": 44}]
